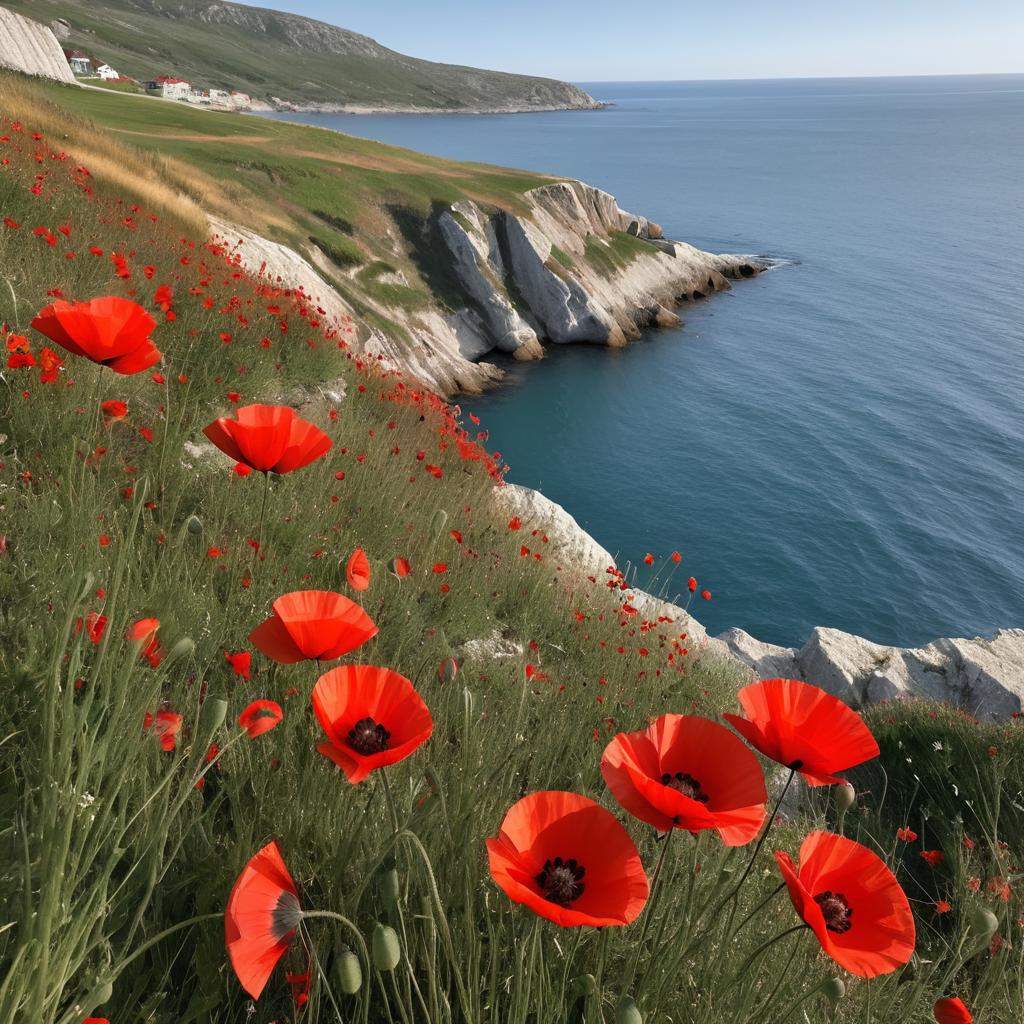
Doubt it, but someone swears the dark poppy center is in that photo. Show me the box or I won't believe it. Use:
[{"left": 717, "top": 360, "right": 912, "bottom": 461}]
[
  {"left": 535, "top": 857, "right": 585, "bottom": 906},
  {"left": 814, "top": 890, "right": 854, "bottom": 933},
  {"left": 346, "top": 717, "right": 390, "bottom": 755},
  {"left": 662, "top": 771, "right": 709, "bottom": 803},
  {"left": 271, "top": 890, "right": 302, "bottom": 941}
]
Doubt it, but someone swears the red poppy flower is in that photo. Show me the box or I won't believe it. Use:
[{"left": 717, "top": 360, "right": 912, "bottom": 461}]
[
  {"left": 920, "top": 850, "right": 945, "bottom": 867},
  {"left": 144, "top": 709, "right": 182, "bottom": 751},
  {"left": 225, "top": 650, "right": 252, "bottom": 680},
  {"left": 203, "top": 404, "right": 331, "bottom": 475},
  {"left": 933, "top": 997, "right": 972, "bottom": 1024},
  {"left": 250, "top": 590, "right": 377, "bottom": 664},
  {"left": 896, "top": 827, "right": 917, "bottom": 842},
  {"left": 346, "top": 548, "right": 370, "bottom": 592},
  {"left": 723, "top": 678, "right": 879, "bottom": 786},
  {"left": 312, "top": 665, "right": 432, "bottom": 784},
  {"left": 101, "top": 398, "right": 128, "bottom": 422},
  {"left": 31, "top": 296, "right": 161, "bottom": 374},
  {"left": 224, "top": 840, "right": 302, "bottom": 999},
  {"left": 239, "top": 700, "right": 283, "bottom": 738},
  {"left": 391, "top": 557, "right": 411, "bottom": 578},
  {"left": 486, "top": 791, "right": 649, "bottom": 927},
  {"left": 774, "top": 831, "right": 915, "bottom": 978},
  {"left": 128, "top": 617, "right": 163, "bottom": 668},
  {"left": 601, "top": 714, "right": 766, "bottom": 845}
]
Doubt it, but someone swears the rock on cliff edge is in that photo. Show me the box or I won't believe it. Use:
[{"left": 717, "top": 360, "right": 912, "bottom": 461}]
[
  {"left": 719, "top": 625, "right": 1024, "bottom": 718},
  {"left": 211, "top": 179, "right": 765, "bottom": 399},
  {"left": 0, "top": 9, "right": 77, "bottom": 85}
]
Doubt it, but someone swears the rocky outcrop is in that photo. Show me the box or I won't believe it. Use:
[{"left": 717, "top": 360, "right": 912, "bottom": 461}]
[
  {"left": 210, "top": 177, "right": 764, "bottom": 399},
  {"left": 483, "top": 481, "right": 1024, "bottom": 720},
  {"left": 719, "top": 626, "right": 1024, "bottom": 718},
  {"left": 431, "top": 181, "right": 764, "bottom": 375},
  {"left": 0, "top": 8, "right": 77, "bottom": 85},
  {"left": 494, "top": 484, "right": 616, "bottom": 578}
]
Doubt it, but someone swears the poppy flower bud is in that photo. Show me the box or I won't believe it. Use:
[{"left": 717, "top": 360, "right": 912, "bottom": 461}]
[
  {"left": 335, "top": 949, "right": 363, "bottom": 994},
  {"left": 198, "top": 697, "right": 228, "bottom": 739},
  {"left": 571, "top": 974, "right": 597, "bottom": 997},
  {"left": 431, "top": 508, "right": 448, "bottom": 536},
  {"left": 378, "top": 865, "right": 401, "bottom": 910},
  {"left": 615, "top": 996, "right": 643, "bottom": 1024},
  {"left": 437, "top": 656, "right": 459, "bottom": 682},
  {"left": 372, "top": 923, "right": 401, "bottom": 971},
  {"left": 836, "top": 782, "right": 856, "bottom": 813},
  {"left": 822, "top": 977, "right": 846, "bottom": 1003},
  {"left": 186, "top": 514, "right": 203, "bottom": 536},
  {"left": 80, "top": 979, "right": 113, "bottom": 1013},
  {"left": 967, "top": 905, "right": 998, "bottom": 951},
  {"left": 166, "top": 637, "right": 195, "bottom": 663}
]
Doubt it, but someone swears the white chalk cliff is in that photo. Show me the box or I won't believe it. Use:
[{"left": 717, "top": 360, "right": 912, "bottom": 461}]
[
  {"left": 0, "top": 8, "right": 77, "bottom": 85},
  {"left": 215, "top": 179, "right": 764, "bottom": 398}
]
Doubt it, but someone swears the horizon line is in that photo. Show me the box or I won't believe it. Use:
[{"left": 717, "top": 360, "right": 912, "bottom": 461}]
[{"left": 571, "top": 70, "right": 1024, "bottom": 85}]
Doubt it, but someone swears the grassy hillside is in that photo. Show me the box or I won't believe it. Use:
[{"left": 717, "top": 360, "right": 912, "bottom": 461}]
[
  {"left": 3, "top": 0, "right": 600, "bottom": 111},
  {"left": 16, "top": 75, "right": 561, "bottom": 367},
  {"left": 1, "top": 78, "right": 1022, "bottom": 1024}
]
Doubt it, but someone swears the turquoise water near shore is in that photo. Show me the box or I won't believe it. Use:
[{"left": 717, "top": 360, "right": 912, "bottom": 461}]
[{"left": 263, "top": 77, "right": 1024, "bottom": 647}]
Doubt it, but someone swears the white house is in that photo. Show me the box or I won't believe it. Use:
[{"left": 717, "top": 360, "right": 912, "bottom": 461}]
[
  {"left": 208, "top": 88, "right": 231, "bottom": 106},
  {"left": 95, "top": 64, "right": 119, "bottom": 80},
  {"left": 68, "top": 56, "right": 91, "bottom": 76},
  {"left": 161, "top": 79, "right": 191, "bottom": 101},
  {"left": 229, "top": 91, "right": 252, "bottom": 110}
]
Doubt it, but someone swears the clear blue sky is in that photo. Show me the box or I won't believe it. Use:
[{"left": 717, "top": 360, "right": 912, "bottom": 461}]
[{"left": 233, "top": 0, "right": 1024, "bottom": 81}]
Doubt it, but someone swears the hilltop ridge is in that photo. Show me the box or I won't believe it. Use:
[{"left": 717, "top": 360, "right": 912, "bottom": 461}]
[{"left": 1, "top": 0, "right": 601, "bottom": 112}]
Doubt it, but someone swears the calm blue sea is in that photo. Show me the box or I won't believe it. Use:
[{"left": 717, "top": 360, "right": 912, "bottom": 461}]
[{"left": 263, "top": 76, "right": 1024, "bottom": 647}]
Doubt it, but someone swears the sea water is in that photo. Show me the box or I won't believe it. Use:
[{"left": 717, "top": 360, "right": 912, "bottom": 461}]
[{"left": 264, "top": 76, "right": 1024, "bottom": 647}]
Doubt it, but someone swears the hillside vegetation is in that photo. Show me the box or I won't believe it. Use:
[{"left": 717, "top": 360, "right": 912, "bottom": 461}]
[
  {"left": 0, "top": 77, "right": 1021, "bottom": 1024},
  {"left": 3, "top": 0, "right": 600, "bottom": 111}
]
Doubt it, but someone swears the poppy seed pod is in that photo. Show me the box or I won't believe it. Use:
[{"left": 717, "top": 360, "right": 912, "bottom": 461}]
[
  {"left": 166, "top": 637, "right": 195, "bottom": 663},
  {"left": 615, "top": 996, "right": 643, "bottom": 1024},
  {"left": 379, "top": 865, "right": 401, "bottom": 910},
  {"left": 198, "top": 697, "right": 228, "bottom": 739},
  {"left": 335, "top": 949, "right": 363, "bottom": 994},
  {"left": 372, "top": 923, "right": 401, "bottom": 971},
  {"left": 836, "top": 783, "right": 856, "bottom": 813},
  {"left": 967, "top": 905, "right": 998, "bottom": 952},
  {"left": 572, "top": 974, "right": 597, "bottom": 997},
  {"left": 430, "top": 508, "right": 448, "bottom": 536},
  {"left": 186, "top": 514, "right": 203, "bottom": 536},
  {"left": 823, "top": 977, "right": 846, "bottom": 1003}
]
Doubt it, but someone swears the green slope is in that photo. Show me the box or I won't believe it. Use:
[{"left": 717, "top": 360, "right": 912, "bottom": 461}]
[{"left": 3, "top": 0, "right": 600, "bottom": 111}]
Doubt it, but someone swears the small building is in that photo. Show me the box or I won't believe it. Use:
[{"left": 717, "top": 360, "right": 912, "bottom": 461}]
[
  {"left": 161, "top": 78, "right": 192, "bottom": 101},
  {"left": 63, "top": 49, "right": 93, "bottom": 76},
  {"left": 229, "top": 91, "right": 252, "bottom": 110},
  {"left": 208, "top": 88, "right": 231, "bottom": 107},
  {"left": 95, "top": 64, "right": 119, "bottom": 80}
]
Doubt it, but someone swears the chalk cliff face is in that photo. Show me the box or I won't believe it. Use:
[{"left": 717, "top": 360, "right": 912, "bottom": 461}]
[
  {"left": 0, "top": 8, "right": 77, "bottom": 85},
  {"left": 216, "top": 180, "right": 764, "bottom": 398}
]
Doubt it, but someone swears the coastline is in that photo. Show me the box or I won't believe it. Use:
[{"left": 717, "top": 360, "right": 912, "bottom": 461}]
[{"left": 264, "top": 99, "right": 608, "bottom": 116}]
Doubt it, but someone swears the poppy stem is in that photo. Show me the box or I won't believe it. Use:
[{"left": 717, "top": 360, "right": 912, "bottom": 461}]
[
  {"left": 299, "top": 920, "right": 346, "bottom": 1022},
  {"left": 380, "top": 771, "right": 403, "bottom": 836},
  {"left": 619, "top": 827, "right": 675, "bottom": 1005},
  {"left": 723, "top": 923, "right": 808, "bottom": 992},
  {"left": 768, "top": 974, "right": 833, "bottom": 1023},
  {"left": 719, "top": 767, "right": 797, "bottom": 917},
  {"left": 53, "top": 912, "right": 222, "bottom": 1023},
  {"left": 299, "top": 911, "right": 373, "bottom": 1024},
  {"left": 255, "top": 470, "right": 270, "bottom": 561}
]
